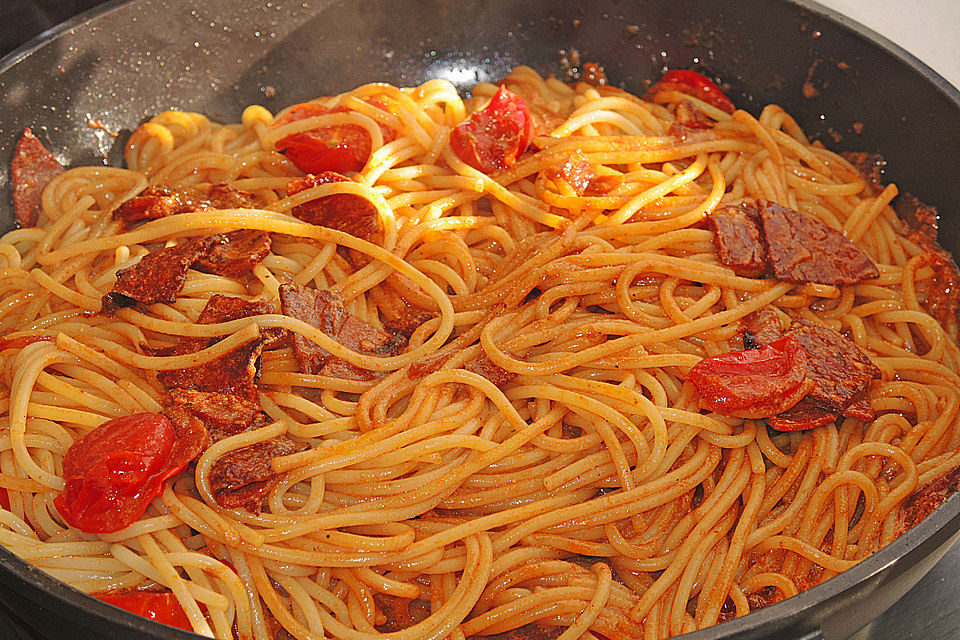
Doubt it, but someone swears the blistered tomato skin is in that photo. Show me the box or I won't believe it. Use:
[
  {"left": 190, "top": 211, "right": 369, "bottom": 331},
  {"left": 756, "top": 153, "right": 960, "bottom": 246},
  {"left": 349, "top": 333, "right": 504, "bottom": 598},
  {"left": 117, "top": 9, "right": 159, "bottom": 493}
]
[
  {"left": 450, "top": 86, "right": 533, "bottom": 173},
  {"left": 646, "top": 69, "right": 736, "bottom": 114},
  {"left": 687, "top": 335, "right": 807, "bottom": 418},
  {"left": 94, "top": 590, "right": 192, "bottom": 631},
  {"left": 54, "top": 413, "right": 189, "bottom": 534}
]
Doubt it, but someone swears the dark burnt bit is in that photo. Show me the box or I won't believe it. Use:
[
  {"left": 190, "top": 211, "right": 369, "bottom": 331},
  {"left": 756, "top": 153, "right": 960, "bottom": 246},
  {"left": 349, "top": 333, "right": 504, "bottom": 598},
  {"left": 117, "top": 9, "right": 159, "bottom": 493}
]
[
  {"left": 196, "top": 229, "right": 272, "bottom": 278},
  {"left": 755, "top": 199, "right": 879, "bottom": 286},
  {"left": 278, "top": 283, "right": 406, "bottom": 380},
  {"left": 717, "top": 597, "right": 738, "bottom": 623},
  {"left": 738, "top": 307, "right": 784, "bottom": 349},
  {"left": 706, "top": 206, "right": 769, "bottom": 278},
  {"left": 747, "top": 585, "right": 780, "bottom": 612},
  {"left": 12, "top": 128, "right": 65, "bottom": 228},
  {"left": 897, "top": 466, "right": 960, "bottom": 536},
  {"left": 101, "top": 236, "right": 216, "bottom": 314},
  {"left": 840, "top": 151, "right": 885, "bottom": 195},
  {"left": 287, "top": 171, "right": 382, "bottom": 240},
  {"left": 787, "top": 319, "right": 880, "bottom": 415},
  {"left": 208, "top": 436, "right": 306, "bottom": 512}
]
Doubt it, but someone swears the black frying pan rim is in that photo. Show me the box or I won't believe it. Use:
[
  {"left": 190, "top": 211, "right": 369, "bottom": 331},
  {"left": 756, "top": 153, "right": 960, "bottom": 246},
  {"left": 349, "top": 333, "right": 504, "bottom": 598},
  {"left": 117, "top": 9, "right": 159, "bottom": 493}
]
[{"left": 0, "top": 0, "right": 959, "bottom": 638}]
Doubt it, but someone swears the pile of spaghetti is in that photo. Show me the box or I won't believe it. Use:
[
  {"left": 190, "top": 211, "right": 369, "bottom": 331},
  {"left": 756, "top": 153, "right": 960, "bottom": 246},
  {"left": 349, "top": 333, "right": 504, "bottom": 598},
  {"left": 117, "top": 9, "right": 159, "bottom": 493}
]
[{"left": 1, "top": 65, "right": 960, "bottom": 640}]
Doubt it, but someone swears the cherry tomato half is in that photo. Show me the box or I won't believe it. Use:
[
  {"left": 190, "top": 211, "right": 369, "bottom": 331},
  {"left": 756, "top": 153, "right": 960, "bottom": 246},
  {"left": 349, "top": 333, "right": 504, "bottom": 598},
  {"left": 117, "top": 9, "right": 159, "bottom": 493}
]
[
  {"left": 686, "top": 335, "right": 807, "bottom": 418},
  {"left": 94, "top": 590, "right": 192, "bottom": 631},
  {"left": 450, "top": 86, "right": 533, "bottom": 173},
  {"left": 646, "top": 69, "right": 735, "bottom": 114},
  {"left": 54, "top": 413, "right": 203, "bottom": 534},
  {"left": 274, "top": 102, "right": 394, "bottom": 174}
]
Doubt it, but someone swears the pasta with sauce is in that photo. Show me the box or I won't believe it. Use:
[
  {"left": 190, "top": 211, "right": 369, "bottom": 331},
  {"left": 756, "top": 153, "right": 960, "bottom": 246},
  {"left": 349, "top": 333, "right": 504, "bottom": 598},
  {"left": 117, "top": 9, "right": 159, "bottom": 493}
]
[{"left": 1, "top": 64, "right": 959, "bottom": 640}]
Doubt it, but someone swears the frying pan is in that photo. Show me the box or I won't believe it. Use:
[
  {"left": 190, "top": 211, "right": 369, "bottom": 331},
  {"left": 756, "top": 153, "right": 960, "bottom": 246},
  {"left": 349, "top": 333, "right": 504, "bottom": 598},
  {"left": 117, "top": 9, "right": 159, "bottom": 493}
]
[{"left": 2, "top": 1, "right": 960, "bottom": 638}]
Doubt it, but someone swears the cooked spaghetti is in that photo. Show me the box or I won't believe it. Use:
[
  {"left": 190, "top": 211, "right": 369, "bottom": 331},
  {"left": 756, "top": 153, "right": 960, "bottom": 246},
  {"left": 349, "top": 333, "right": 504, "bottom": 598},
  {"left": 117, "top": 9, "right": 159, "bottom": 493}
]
[{"left": 1, "top": 65, "right": 959, "bottom": 640}]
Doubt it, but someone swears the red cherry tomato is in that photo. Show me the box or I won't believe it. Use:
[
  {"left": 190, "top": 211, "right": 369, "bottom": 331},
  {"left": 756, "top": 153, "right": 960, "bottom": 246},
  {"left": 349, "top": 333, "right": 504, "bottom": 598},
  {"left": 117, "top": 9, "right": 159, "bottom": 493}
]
[
  {"left": 54, "top": 413, "right": 202, "bottom": 534},
  {"left": 686, "top": 335, "right": 807, "bottom": 418},
  {"left": 450, "top": 86, "right": 533, "bottom": 173},
  {"left": 646, "top": 69, "right": 735, "bottom": 114},
  {"left": 274, "top": 102, "right": 394, "bottom": 174},
  {"left": 94, "top": 591, "right": 192, "bottom": 631}
]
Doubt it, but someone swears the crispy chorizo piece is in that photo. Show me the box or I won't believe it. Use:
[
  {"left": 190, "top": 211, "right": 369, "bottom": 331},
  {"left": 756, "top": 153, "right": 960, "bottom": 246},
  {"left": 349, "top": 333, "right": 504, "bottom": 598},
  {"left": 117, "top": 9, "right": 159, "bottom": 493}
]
[
  {"left": 464, "top": 353, "right": 516, "bottom": 386},
  {"left": 278, "top": 283, "right": 406, "bottom": 380},
  {"left": 373, "top": 594, "right": 431, "bottom": 633},
  {"left": 755, "top": 199, "right": 879, "bottom": 286},
  {"left": 158, "top": 295, "right": 282, "bottom": 401},
  {"left": 896, "top": 466, "right": 960, "bottom": 536},
  {"left": 784, "top": 319, "right": 879, "bottom": 416},
  {"left": 208, "top": 436, "right": 305, "bottom": 511},
  {"left": 707, "top": 206, "right": 769, "bottom": 278},
  {"left": 12, "top": 128, "right": 65, "bottom": 228},
  {"left": 842, "top": 396, "right": 875, "bottom": 422},
  {"left": 194, "top": 229, "right": 272, "bottom": 278},
  {"left": 112, "top": 185, "right": 182, "bottom": 228},
  {"left": 739, "top": 307, "right": 784, "bottom": 349},
  {"left": 164, "top": 390, "right": 303, "bottom": 513},
  {"left": 768, "top": 397, "right": 840, "bottom": 431},
  {"left": 113, "top": 182, "right": 265, "bottom": 229},
  {"left": 157, "top": 339, "right": 263, "bottom": 402},
  {"left": 165, "top": 389, "right": 268, "bottom": 441},
  {"left": 172, "top": 294, "right": 282, "bottom": 355},
  {"left": 278, "top": 285, "right": 344, "bottom": 375},
  {"left": 840, "top": 151, "right": 885, "bottom": 195},
  {"left": 286, "top": 171, "right": 381, "bottom": 240},
  {"left": 101, "top": 236, "right": 216, "bottom": 314}
]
